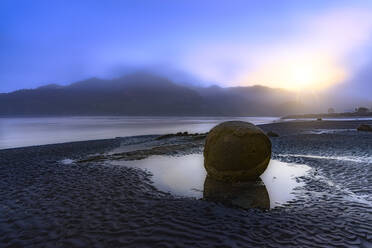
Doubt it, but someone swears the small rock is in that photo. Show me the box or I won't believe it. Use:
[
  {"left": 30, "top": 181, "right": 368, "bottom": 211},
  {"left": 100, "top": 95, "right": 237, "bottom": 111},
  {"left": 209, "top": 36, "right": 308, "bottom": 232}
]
[
  {"left": 156, "top": 132, "right": 205, "bottom": 140},
  {"left": 267, "top": 131, "right": 279, "bottom": 137},
  {"left": 357, "top": 124, "right": 372, "bottom": 132},
  {"left": 155, "top": 134, "right": 174, "bottom": 140}
]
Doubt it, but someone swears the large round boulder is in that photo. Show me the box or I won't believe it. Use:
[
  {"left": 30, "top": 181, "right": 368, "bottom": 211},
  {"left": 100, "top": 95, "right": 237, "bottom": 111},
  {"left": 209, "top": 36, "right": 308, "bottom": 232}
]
[{"left": 204, "top": 121, "right": 271, "bottom": 182}]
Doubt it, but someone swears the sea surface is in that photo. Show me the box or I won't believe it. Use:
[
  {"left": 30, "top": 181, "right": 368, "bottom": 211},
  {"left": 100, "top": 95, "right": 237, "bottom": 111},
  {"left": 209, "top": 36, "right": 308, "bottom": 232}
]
[{"left": 0, "top": 116, "right": 278, "bottom": 149}]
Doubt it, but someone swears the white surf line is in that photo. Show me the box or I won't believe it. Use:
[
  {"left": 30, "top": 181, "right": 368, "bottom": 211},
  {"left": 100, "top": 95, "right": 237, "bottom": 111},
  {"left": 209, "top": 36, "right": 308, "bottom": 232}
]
[
  {"left": 60, "top": 158, "right": 75, "bottom": 165},
  {"left": 277, "top": 154, "right": 372, "bottom": 164},
  {"left": 312, "top": 174, "right": 372, "bottom": 207},
  {"left": 278, "top": 154, "right": 372, "bottom": 206},
  {"left": 303, "top": 129, "right": 355, "bottom": 134}
]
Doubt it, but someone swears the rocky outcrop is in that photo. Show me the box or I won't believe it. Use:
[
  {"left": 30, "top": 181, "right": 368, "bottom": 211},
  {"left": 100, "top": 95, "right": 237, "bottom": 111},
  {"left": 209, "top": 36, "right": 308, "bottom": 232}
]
[
  {"left": 267, "top": 131, "right": 279, "bottom": 137},
  {"left": 357, "top": 124, "right": 372, "bottom": 132}
]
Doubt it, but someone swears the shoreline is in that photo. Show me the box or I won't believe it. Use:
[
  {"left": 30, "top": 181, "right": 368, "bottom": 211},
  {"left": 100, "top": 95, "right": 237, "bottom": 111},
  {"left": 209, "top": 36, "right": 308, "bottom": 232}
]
[
  {"left": 281, "top": 112, "right": 372, "bottom": 119},
  {"left": 1, "top": 120, "right": 372, "bottom": 247}
]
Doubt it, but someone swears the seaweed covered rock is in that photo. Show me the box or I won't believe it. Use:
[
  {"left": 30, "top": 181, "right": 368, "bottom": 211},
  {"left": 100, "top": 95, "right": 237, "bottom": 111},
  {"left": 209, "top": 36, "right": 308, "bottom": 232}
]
[
  {"left": 204, "top": 121, "right": 271, "bottom": 182},
  {"left": 357, "top": 124, "right": 372, "bottom": 132},
  {"left": 267, "top": 131, "right": 279, "bottom": 137}
]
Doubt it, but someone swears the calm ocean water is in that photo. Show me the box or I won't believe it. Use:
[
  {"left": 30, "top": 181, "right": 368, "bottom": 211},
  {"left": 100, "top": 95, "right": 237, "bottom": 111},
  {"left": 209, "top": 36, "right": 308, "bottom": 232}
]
[{"left": 0, "top": 116, "right": 278, "bottom": 149}]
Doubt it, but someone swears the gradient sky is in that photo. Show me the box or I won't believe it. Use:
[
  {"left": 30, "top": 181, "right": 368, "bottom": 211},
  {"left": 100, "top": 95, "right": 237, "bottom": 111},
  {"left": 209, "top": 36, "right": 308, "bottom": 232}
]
[{"left": 1, "top": 0, "right": 372, "bottom": 99}]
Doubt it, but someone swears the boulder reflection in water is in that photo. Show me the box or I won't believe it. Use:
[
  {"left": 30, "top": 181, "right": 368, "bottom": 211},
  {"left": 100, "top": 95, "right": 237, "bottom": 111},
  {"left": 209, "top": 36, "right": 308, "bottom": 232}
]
[{"left": 203, "top": 176, "right": 270, "bottom": 210}]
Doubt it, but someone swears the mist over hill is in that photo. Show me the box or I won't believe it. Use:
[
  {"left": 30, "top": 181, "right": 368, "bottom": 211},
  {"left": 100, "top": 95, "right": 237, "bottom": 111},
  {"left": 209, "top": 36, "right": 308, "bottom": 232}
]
[{"left": 0, "top": 72, "right": 325, "bottom": 116}]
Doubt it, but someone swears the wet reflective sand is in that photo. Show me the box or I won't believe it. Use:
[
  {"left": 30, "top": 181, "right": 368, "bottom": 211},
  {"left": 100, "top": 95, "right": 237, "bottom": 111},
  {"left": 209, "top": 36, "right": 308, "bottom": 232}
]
[
  {"left": 1, "top": 119, "right": 372, "bottom": 247},
  {"left": 115, "top": 154, "right": 310, "bottom": 209}
]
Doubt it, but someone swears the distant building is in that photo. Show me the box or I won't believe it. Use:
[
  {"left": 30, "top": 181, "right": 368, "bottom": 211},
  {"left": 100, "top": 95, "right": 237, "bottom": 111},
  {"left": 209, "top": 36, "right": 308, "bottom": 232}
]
[
  {"left": 328, "top": 108, "right": 335, "bottom": 114},
  {"left": 356, "top": 107, "right": 369, "bottom": 114}
]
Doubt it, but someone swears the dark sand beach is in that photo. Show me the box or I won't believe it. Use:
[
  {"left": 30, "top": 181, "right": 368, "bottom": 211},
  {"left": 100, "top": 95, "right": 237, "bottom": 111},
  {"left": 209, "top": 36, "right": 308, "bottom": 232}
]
[{"left": 1, "top": 120, "right": 372, "bottom": 247}]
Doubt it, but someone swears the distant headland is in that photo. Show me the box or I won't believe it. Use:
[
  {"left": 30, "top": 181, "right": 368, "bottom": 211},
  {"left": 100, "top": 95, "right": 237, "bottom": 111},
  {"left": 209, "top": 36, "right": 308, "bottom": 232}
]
[{"left": 281, "top": 107, "right": 372, "bottom": 119}]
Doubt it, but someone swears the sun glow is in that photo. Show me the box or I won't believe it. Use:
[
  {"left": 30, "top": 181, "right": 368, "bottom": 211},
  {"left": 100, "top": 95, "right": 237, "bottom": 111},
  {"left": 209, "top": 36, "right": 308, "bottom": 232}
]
[{"left": 241, "top": 53, "right": 347, "bottom": 91}]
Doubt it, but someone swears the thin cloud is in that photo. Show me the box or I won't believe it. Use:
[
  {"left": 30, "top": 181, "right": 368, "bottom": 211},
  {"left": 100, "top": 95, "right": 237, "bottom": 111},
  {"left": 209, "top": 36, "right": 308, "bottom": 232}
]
[{"left": 181, "top": 7, "right": 372, "bottom": 92}]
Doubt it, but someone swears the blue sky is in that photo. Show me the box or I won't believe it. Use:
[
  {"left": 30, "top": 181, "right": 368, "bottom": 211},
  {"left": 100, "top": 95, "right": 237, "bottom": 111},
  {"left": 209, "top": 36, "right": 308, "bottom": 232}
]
[{"left": 1, "top": 0, "right": 372, "bottom": 99}]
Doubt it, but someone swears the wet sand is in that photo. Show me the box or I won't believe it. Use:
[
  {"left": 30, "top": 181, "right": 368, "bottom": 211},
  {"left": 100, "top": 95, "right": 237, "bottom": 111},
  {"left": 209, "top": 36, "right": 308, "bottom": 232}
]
[{"left": 1, "top": 120, "right": 372, "bottom": 247}]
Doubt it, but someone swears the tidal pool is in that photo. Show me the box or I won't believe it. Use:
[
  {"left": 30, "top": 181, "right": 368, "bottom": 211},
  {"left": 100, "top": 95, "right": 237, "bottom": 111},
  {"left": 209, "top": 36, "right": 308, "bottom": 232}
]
[{"left": 112, "top": 154, "right": 311, "bottom": 209}]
